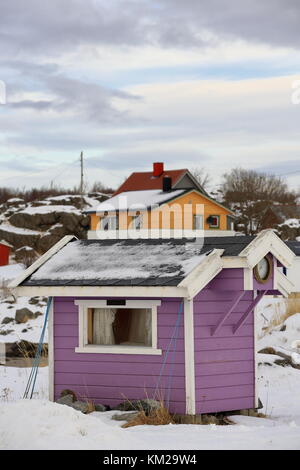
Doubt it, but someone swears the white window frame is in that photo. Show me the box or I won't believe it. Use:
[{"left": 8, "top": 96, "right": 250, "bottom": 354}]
[
  {"left": 100, "top": 215, "right": 118, "bottom": 231},
  {"left": 132, "top": 214, "right": 143, "bottom": 230},
  {"left": 208, "top": 214, "right": 220, "bottom": 229},
  {"left": 74, "top": 299, "right": 162, "bottom": 355},
  {"left": 193, "top": 214, "right": 203, "bottom": 230}
]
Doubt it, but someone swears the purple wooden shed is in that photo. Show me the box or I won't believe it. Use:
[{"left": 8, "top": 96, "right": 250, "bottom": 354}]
[{"left": 11, "top": 230, "right": 296, "bottom": 416}]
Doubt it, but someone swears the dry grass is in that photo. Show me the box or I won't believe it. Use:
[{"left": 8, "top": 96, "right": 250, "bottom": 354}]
[
  {"left": 122, "top": 401, "right": 175, "bottom": 428},
  {"left": 260, "top": 294, "right": 300, "bottom": 337},
  {"left": 285, "top": 294, "right": 300, "bottom": 317}
]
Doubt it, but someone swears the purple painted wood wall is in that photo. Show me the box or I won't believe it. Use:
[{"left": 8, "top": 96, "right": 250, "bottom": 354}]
[
  {"left": 53, "top": 297, "right": 186, "bottom": 413},
  {"left": 193, "top": 268, "right": 258, "bottom": 414},
  {"left": 52, "top": 265, "right": 274, "bottom": 415}
]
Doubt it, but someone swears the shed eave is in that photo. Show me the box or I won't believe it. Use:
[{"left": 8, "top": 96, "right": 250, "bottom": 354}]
[{"left": 13, "top": 284, "right": 188, "bottom": 298}]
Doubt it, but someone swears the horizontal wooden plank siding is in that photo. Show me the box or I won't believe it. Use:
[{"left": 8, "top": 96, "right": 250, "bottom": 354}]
[
  {"left": 194, "top": 268, "right": 255, "bottom": 414},
  {"left": 53, "top": 296, "right": 186, "bottom": 414}
]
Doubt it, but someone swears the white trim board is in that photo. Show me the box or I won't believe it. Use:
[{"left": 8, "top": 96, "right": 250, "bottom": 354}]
[
  {"left": 15, "top": 285, "right": 188, "bottom": 298},
  {"left": 48, "top": 298, "right": 54, "bottom": 402},
  {"left": 8, "top": 235, "right": 77, "bottom": 288},
  {"left": 179, "top": 249, "right": 224, "bottom": 299},
  {"left": 184, "top": 298, "right": 195, "bottom": 415},
  {"left": 239, "top": 229, "right": 295, "bottom": 269}
]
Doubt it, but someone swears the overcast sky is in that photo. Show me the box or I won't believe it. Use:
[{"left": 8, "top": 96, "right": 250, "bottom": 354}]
[{"left": 0, "top": 0, "right": 299, "bottom": 191}]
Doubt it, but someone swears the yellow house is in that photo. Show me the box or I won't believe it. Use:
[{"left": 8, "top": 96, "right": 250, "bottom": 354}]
[{"left": 86, "top": 163, "right": 235, "bottom": 239}]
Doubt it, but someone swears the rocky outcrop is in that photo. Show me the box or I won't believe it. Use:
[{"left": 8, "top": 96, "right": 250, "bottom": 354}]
[
  {"left": 0, "top": 224, "right": 41, "bottom": 250},
  {"left": 15, "top": 307, "right": 42, "bottom": 323}
]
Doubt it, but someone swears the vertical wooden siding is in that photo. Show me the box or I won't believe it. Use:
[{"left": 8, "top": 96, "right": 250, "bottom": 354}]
[
  {"left": 53, "top": 297, "right": 186, "bottom": 413},
  {"left": 193, "top": 268, "right": 256, "bottom": 414}
]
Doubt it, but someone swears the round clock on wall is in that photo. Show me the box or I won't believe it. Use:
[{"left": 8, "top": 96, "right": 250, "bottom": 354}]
[{"left": 253, "top": 256, "right": 272, "bottom": 283}]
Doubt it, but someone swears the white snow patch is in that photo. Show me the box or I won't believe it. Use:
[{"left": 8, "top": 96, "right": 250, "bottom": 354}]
[
  {"left": 0, "top": 223, "right": 40, "bottom": 235},
  {"left": 20, "top": 205, "right": 81, "bottom": 216},
  {"left": 86, "top": 189, "right": 186, "bottom": 213},
  {"left": 30, "top": 240, "right": 207, "bottom": 281}
]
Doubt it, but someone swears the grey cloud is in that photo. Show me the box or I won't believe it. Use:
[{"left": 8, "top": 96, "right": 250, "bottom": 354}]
[
  {"left": 0, "top": 0, "right": 299, "bottom": 61},
  {"left": 5, "top": 60, "right": 140, "bottom": 122}
]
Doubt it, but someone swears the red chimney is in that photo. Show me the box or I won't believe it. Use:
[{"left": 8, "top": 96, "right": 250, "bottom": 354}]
[{"left": 153, "top": 162, "right": 164, "bottom": 177}]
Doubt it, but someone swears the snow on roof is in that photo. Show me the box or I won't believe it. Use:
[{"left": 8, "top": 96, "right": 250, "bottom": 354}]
[
  {"left": 24, "top": 239, "right": 209, "bottom": 286},
  {"left": 85, "top": 189, "right": 186, "bottom": 214}
]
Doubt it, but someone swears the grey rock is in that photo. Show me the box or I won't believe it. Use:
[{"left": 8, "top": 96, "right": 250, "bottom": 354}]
[
  {"left": 94, "top": 404, "right": 106, "bottom": 412},
  {"left": 1, "top": 317, "right": 14, "bottom": 324},
  {"left": 113, "top": 399, "right": 161, "bottom": 414},
  {"left": 72, "top": 401, "right": 89, "bottom": 413},
  {"left": 0, "top": 329, "right": 13, "bottom": 336},
  {"left": 112, "top": 412, "right": 139, "bottom": 422},
  {"left": 28, "top": 297, "right": 40, "bottom": 305},
  {"left": 15, "top": 308, "right": 35, "bottom": 323},
  {"left": 56, "top": 394, "right": 74, "bottom": 406}
]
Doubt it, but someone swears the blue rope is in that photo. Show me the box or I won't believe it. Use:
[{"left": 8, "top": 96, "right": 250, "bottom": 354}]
[
  {"left": 24, "top": 297, "right": 52, "bottom": 399},
  {"left": 154, "top": 301, "right": 183, "bottom": 404}
]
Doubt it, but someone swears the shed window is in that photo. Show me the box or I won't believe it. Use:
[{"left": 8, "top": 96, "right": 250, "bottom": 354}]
[
  {"left": 87, "top": 308, "right": 152, "bottom": 347},
  {"left": 74, "top": 300, "right": 162, "bottom": 355}
]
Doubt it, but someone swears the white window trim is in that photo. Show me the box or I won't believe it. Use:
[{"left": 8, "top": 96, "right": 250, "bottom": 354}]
[
  {"left": 101, "top": 215, "right": 118, "bottom": 231},
  {"left": 193, "top": 214, "right": 203, "bottom": 230},
  {"left": 74, "top": 299, "right": 162, "bottom": 355},
  {"left": 208, "top": 215, "right": 220, "bottom": 228}
]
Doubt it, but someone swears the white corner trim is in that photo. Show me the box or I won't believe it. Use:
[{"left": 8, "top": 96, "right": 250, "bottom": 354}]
[
  {"left": 48, "top": 298, "right": 54, "bottom": 402},
  {"left": 8, "top": 235, "right": 77, "bottom": 288},
  {"left": 179, "top": 249, "right": 224, "bottom": 299},
  {"left": 239, "top": 230, "right": 295, "bottom": 269},
  {"left": 184, "top": 298, "right": 195, "bottom": 415},
  {"left": 274, "top": 267, "right": 295, "bottom": 297},
  {"left": 76, "top": 301, "right": 161, "bottom": 355},
  {"left": 253, "top": 290, "right": 258, "bottom": 408},
  {"left": 75, "top": 346, "right": 162, "bottom": 355},
  {"left": 243, "top": 267, "right": 253, "bottom": 290}
]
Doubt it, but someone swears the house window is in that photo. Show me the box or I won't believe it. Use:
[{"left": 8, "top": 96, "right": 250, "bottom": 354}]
[
  {"left": 208, "top": 215, "right": 220, "bottom": 229},
  {"left": 132, "top": 213, "right": 143, "bottom": 230},
  {"left": 74, "top": 300, "right": 162, "bottom": 355},
  {"left": 193, "top": 215, "right": 203, "bottom": 230},
  {"left": 101, "top": 215, "right": 118, "bottom": 230}
]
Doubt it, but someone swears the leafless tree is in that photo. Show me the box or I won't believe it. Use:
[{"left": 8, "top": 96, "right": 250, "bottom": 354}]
[
  {"left": 220, "top": 168, "right": 298, "bottom": 235},
  {"left": 190, "top": 167, "right": 211, "bottom": 190}
]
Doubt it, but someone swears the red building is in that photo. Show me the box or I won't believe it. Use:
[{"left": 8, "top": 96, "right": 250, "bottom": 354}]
[{"left": 0, "top": 240, "right": 11, "bottom": 266}]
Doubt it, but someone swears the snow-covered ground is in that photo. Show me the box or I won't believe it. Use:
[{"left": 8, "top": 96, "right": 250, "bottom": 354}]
[
  {"left": 0, "top": 294, "right": 299, "bottom": 450},
  {"left": 0, "top": 361, "right": 299, "bottom": 450}
]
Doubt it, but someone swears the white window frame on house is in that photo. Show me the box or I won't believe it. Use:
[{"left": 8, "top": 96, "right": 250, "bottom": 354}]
[
  {"left": 131, "top": 213, "right": 143, "bottom": 230},
  {"left": 74, "top": 299, "right": 162, "bottom": 355},
  {"left": 208, "top": 215, "right": 220, "bottom": 229},
  {"left": 193, "top": 214, "right": 203, "bottom": 230},
  {"left": 100, "top": 215, "right": 118, "bottom": 231}
]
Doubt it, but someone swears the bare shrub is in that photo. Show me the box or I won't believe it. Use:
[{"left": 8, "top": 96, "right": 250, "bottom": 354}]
[{"left": 122, "top": 400, "right": 174, "bottom": 428}]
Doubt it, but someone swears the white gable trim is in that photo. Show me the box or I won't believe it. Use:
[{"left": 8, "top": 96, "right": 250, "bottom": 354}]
[
  {"left": 8, "top": 235, "right": 77, "bottom": 288},
  {"left": 239, "top": 229, "right": 295, "bottom": 269},
  {"left": 274, "top": 267, "right": 295, "bottom": 297},
  {"left": 178, "top": 249, "right": 224, "bottom": 299}
]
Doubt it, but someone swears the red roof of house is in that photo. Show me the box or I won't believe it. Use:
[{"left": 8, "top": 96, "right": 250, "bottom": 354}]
[{"left": 114, "top": 169, "right": 188, "bottom": 196}]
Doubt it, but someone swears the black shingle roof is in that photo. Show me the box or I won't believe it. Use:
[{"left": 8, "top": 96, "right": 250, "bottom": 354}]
[{"left": 21, "top": 236, "right": 257, "bottom": 288}]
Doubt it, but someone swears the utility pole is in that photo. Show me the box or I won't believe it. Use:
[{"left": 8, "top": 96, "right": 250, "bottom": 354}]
[{"left": 80, "top": 151, "right": 84, "bottom": 207}]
